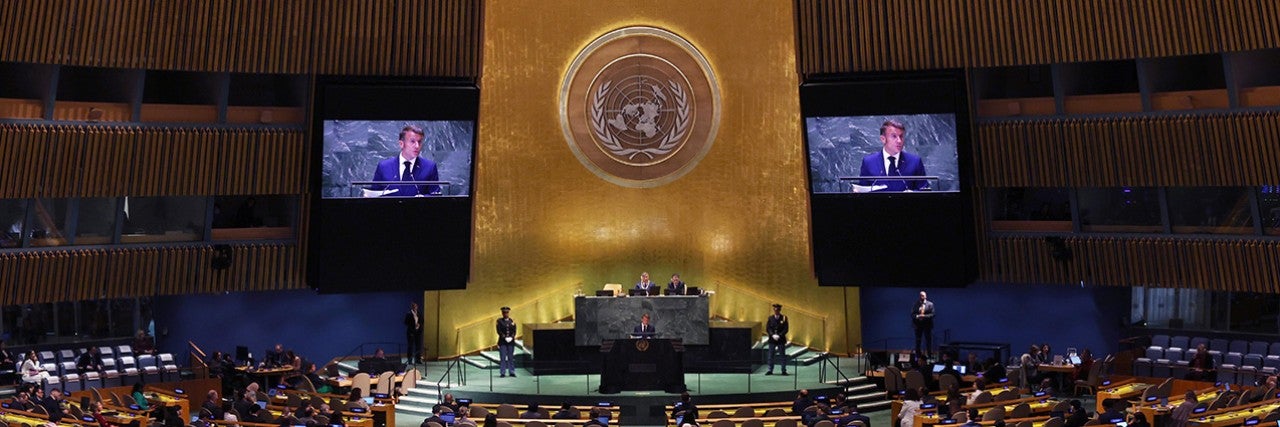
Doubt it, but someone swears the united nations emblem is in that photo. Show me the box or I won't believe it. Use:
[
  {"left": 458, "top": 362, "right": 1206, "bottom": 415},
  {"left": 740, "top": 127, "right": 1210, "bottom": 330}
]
[
  {"left": 560, "top": 27, "right": 721, "bottom": 187},
  {"left": 635, "top": 339, "right": 650, "bottom": 352}
]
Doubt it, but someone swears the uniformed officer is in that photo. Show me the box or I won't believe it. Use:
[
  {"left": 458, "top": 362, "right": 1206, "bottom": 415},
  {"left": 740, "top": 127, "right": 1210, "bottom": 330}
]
[
  {"left": 496, "top": 306, "right": 517, "bottom": 377},
  {"left": 766, "top": 303, "right": 789, "bottom": 375}
]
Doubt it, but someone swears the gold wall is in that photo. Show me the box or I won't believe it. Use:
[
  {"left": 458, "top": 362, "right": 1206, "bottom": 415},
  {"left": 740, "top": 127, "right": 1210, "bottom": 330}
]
[{"left": 429, "top": 0, "right": 860, "bottom": 357}]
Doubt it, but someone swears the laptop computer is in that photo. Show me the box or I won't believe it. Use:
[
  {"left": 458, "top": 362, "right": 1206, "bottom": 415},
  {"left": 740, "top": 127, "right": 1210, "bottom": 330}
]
[
  {"left": 1069, "top": 355, "right": 1082, "bottom": 365},
  {"left": 439, "top": 412, "right": 457, "bottom": 425}
]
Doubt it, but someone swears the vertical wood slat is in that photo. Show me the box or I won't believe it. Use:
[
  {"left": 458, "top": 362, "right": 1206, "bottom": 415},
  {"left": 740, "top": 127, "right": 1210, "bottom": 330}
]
[{"left": 975, "top": 112, "right": 1280, "bottom": 188}]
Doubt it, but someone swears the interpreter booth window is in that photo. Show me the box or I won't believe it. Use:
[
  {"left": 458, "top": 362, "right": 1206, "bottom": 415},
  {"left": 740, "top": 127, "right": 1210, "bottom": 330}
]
[
  {"left": 1077, "top": 187, "right": 1162, "bottom": 233},
  {"left": 988, "top": 187, "right": 1071, "bottom": 232},
  {"left": 1132, "top": 287, "right": 1279, "bottom": 334},
  {"left": 0, "top": 198, "right": 26, "bottom": 248},
  {"left": 27, "top": 198, "right": 70, "bottom": 247},
  {"left": 1, "top": 298, "right": 144, "bottom": 345},
  {"left": 211, "top": 195, "right": 297, "bottom": 240},
  {"left": 120, "top": 196, "right": 206, "bottom": 243},
  {"left": 1166, "top": 187, "right": 1254, "bottom": 235},
  {"left": 76, "top": 197, "right": 119, "bottom": 245},
  {"left": 1260, "top": 185, "right": 1280, "bottom": 236}
]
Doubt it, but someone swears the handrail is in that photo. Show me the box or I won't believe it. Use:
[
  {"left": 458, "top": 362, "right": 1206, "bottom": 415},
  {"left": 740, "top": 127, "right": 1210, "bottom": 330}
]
[
  {"left": 818, "top": 353, "right": 853, "bottom": 385},
  {"left": 434, "top": 357, "right": 465, "bottom": 400},
  {"left": 188, "top": 340, "right": 210, "bottom": 379},
  {"left": 448, "top": 281, "right": 582, "bottom": 357},
  {"left": 712, "top": 280, "right": 830, "bottom": 351}
]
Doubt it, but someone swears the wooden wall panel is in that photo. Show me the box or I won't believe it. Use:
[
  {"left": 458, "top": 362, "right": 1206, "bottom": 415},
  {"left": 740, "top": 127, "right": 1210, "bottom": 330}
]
[
  {"left": 0, "top": 243, "right": 303, "bottom": 305},
  {"left": 973, "top": 112, "right": 1280, "bottom": 188},
  {"left": 797, "top": 0, "right": 1279, "bottom": 73},
  {"left": 0, "top": 0, "right": 481, "bottom": 76},
  {"left": 0, "top": 124, "right": 304, "bottom": 198},
  {"left": 982, "top": 236, "right": 1280, "bottom": 292}
]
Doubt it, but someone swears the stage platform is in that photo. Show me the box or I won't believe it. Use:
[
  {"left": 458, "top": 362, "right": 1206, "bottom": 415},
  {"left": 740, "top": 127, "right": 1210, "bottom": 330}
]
[{"left": 396, "top": 356, "right": 865, "bottom": 427}]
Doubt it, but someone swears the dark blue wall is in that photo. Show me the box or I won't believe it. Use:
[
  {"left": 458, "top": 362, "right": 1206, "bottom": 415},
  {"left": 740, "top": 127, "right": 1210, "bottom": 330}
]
[
  {"left": 861, "top": 282, "right": 1131, "bottom": 362},
  {"left": 152, "top": 289, "right": 418, "bottom": 365}
]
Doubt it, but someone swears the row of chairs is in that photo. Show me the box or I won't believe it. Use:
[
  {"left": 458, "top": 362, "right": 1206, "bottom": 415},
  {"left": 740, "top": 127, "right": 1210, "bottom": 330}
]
[
  {"left": 339, "top": 369, "right": 419, "bottom": 397},
  {"left": 21, "top": 346, "right": 179, "bottom": 393},
  {"left": 1134, "top": 334, "right": 1280, "bottom": 384}
]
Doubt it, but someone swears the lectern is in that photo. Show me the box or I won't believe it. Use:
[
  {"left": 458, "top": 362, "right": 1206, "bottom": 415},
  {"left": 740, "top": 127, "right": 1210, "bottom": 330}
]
[{"left": 599, "top": 338, "right": 685, "bottom": 393}]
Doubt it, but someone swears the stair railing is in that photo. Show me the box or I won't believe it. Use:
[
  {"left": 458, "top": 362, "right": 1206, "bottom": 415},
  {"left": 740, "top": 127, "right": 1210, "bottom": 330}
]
[
  {"left": 449, "top": 281, "right": 582, "bottom": 357},
  {"left": 434, "top": 357, "right": 465, "bottom": 400}
]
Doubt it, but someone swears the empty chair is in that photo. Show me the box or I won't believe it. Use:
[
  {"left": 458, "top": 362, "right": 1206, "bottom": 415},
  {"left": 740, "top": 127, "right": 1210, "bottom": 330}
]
[
  {"left": 1042, "top": 418, "right": 1065, "bottom": 427},
  {"left": 707, "top": 410, "right": 730, "bottom": 418},
  {"left": 1153, "top": 348, "right": 1181, "bottom": 378},
  {"left": 1170, "top": 336, "right": 1190, "bottom": 350},
  {"left": 373, "top": 370, "right": 394, "bottom": 395},
  {"left": 526, "top": 421, "right": 547, "bottom": 427},
  {"left": 496, "top": 404, "right": 519, "bottom": 419},
  {"left": 1220, "top": 353, "right": 1243, "bottom": 384},
  {"left": 1263, "top": 356, "right": 1280, "bottom": 377},
  {"left": 982, "top": 406, "right": 1006, "bottom": 422},
  {"left": 994, "top": 389, "right": 1019, "bottom": 402},
  {"left": 811, "top": 421, "right": 832, "bottom": 427},
  {"left": 1229, "top": 340, "right": 1249, "bottom": 355},
  {"left": 1013, "top": 421, "right": 1032, "bottom": 427},
  {"left": 971, "top": 391, "right": 994, "bottom": 404},
  {"left": 396, "top": 368, "right": 421, "bottom": 396},
  {"left": 763, "top": 408, "right": 788, "bottom": 417},
  {"left": 1250, "top": 341, "right": 1270, "bottom": 356},
  {"left": 732, "top": 407, "right": 756, "bottom": 418},
  {"left": 1134, "top": 347, "right": 1162, "bottom": 377},
  {"left": 118, "top": 355, "right": 140, "bottom": 384},
  {"left": 775, "top": 420, "right": 798, "bottom": 427},
  {"left": 953, "top": 412, "right": 968, "bottom": 423},
  {"left": 1150, "top": 335, "right": 1171, "bottom": 350},
  {"left": 883, "top": 366, "right": 905, "bottom": 396},
  {"left": 40, "top": 361, "right": 62, "bottom": 393},
  {"left": 59, "top": 349, "right": 77, "bottom": 362},
  {"left": 1241, "top": 354, "right": 1265, "bottom": 385},
  {"left": 470, "top": 406, "right": 489, "bottom": 419},
  {"left": 1269, "top": 343, "right": 1280, "bottom": 357},
  {"left": 350, "top": 373, "right": 371, "bottom": 398},
  {"left": 938, "top": 373, "right": 959, "bottom": 391},
  {"left": 1210, "top": 338, "right": 1231, "bottom": 352},
  {"left": 1189, "top": 337, "right": 1209, "bottom": 350},
  {"left": 905, "top": 370, "right": 927, "bottom": 392},
  {"left": 555, "top": 423, "right": 574, "bottom": 427},
  {"left": 116, "top": 345, "right": 134, "bottom": 358},
  {"left": 715, "top": 420, "right": 739, "bottom": 427},
  {"left": 101, "top": 357, "right": 122, "bottom": 387},
  {"left": 1009, "top": 403, "right": 1031, "bottom": 419},
  {"left": 743, "top": 419, "right": 766, "bottom": 427},
  {"left": 157, "top": 353, "right": 179, "bottom": 382},
  {"left": 59, "top": 361, "right": 83, "bottom": 392},
  {"left": 136, "top": 354, "right": 160, "bottom": 383},
  {"left": 1075, "top": 360, "right": 1103, "bottom": 396}
]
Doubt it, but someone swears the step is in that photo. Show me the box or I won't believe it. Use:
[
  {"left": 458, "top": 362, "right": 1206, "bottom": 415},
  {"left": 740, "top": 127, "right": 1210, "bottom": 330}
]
[
  {"left": 463, "top": 355, "right": 497, "bottom": 369},
  {"left": 824, "top": 375, "right": 872, "bottom": 386},
  {"left": 397, "top": 405, "right": 436, "bottom": 419},
  {"left": 845, "top": 383, "right": 878, "bottom": 394},
  {"left": 399, "top": 394, "right": 439, "bottom": 407},
  {"left": 859, "top": 400, "right": 892, "bottom": 413},
  {"left": 799, "top": 352, "right": 828, "bottom": 366}
]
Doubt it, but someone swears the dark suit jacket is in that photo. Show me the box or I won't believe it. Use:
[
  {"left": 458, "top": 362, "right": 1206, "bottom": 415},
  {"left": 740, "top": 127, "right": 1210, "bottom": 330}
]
[
  {"left": 858, "top": 151, "right": 928, "bottom": 191},
  {"left": 840, "top": 412, "right": 871, "bottom": 427},
  {"left": 911, "top": 299, "right": 935, "bottom": 329},
  {"left": 404, "top": 310, "right": 422, "bottom": 335},
  {"left": 371, "top": 156, "right": 440, "bottom": 196},
  {"left": 633, "top": 323, "right": 656, "bottom": 336},
  {"left": 667, "top": 281, "right": 686, "bottom": 295},
  {"left": 496, "top": 317, "right": 517, "bottom": 346},
  {"left": 767, "top": 314, "right": 789, "bottom": 343}
]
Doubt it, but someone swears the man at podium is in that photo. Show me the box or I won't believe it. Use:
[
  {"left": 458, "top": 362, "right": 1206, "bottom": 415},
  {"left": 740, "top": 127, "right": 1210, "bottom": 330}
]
[{"left": 632, "top": 313, "right": 657, "bottom": 338}]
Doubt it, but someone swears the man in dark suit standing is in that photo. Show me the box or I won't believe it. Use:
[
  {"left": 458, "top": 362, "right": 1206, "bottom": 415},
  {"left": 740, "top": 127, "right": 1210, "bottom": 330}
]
[
  {"left": 496, "top": 306, "right": 517, "bottom": 378},
  {"left": 367, "top": 125, "right": 440, "bottom": 197},
  {"left": 912, "top": 291, "right": 935, "bottom": 358},
  {"left": 404, "top": 302, "right": 423, "bottom": 364},
  {"left": 633, "top": 313, "right": 657, "bottom": 337},
  {"left": 766, "top": 303, "right": 789, "bottom": 375},
  {"left": 858, "top": 119, "right": 928, "bottom": 192}
]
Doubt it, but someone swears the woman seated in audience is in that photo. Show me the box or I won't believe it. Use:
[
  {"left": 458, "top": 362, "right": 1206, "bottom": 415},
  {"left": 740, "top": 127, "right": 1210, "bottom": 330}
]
[
  {"left": 1185, "top": 344, "right": 1215, "bottom": 381},
  {"left": 1020, "top": 345, "right": 1045, "bottom": 388},
  {"left": 1039, "top": 344, "right": 1053, "bottom": 364},
  {"left": 19, "top": 350, "right": 50, "bottom": 384},
  {"left": 455, "top": 406, "right": 477, "bottom": 427},
  {"left": 967, "top": 378, "right": 987, "bottom": 405},
  {"left": 898, "top": 387, "right": 925, "bottom": 427},
  {"left": 1168, "top": 390, "right": 1197, "bottom": 427},
  {"left": 347, "top": 388, "right": 370, "bottom": 410}
]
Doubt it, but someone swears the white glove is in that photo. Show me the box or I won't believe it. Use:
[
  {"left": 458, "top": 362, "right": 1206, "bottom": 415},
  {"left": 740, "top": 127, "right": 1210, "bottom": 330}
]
[
  {"left": 505, "top": 337, "right": 513, "bottom": 343},
  {"left": 771, "top": 334, "right": 780, "bottom": 341}
]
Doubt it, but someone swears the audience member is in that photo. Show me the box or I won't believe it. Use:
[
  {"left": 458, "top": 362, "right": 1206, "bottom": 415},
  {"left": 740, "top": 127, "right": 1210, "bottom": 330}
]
[
  {"left": 1096, "top": 399, "right": 1125, "bottom": 424},
  {"left": 77, "top": 346, "right": 105, "bottom": 377},
  {"left": 1020, "top": 345, "right": 1045, "bottom": 389},
  {"left": 553, "top": 403, "right": 577, "bottom": 419},
  {"left": 222, "top": 402, "right": 238, "bottom": 423},
  {"left": 203, "top": 389, "right": 224, "bottom": 419},
  {"left": 0, "top": 340, "right": 15, "bottom": 384},
  {"left": 132, "top": 382, "right": 151, "bottom": 410},
  {"left": 1071, "top": 348, "right": 1094, "bottom": 383},
  {"left": 1128, "top": 412, "right": 1150, "bottom": 427},
  {"left": 234, "top": 390, "right": 256, "bottom": 417},
  {"left": 842, "top": 403, "right": 870, "bottom": 427},
  {"left": 967, "top": 378, "right": 987, "bottom": 405},
  {"left": 1169, "top": 390, "right": 1197, "bottom": 427},
  {"left": 241, "top": 404, "right": 265, "bottom": 424},
  {"left": 133, "top": 329, "right": 157, "bottom": 355},
  {"left": 584, "top": 410, "right": 605, "bottom": 427},
  {"left": 42, "top": 388, "right": 67, "bottom": 422},
  {"left": 435, "top": 393, "right": 458, "bottom": 413},
  {"left": 673, "top": 392, "right": 699, "bottom": 426},
  {"left": 1039, "top": 344, "right": 1052, "bottom": 364},
  {"left": 20, "top": 350, "right": 50, "bottom": 384},
  {"left": 898, "top": 388, "right": 923, "bottom": 427},
  {"left": 13, "top": 391, "right": 36, "bottom": 411},
  {"left": 455, "top": 406, "right": 477, "bottom": 427},
  {"left": 963, "top": 352, "right": 983, "bottom": 375},
  {"left": 520, "top": 403, "right": 543, "bottom": 419},
  {"left": 348, "top": 388, "right": 370, "bottom": 410},
  {"left": 960, "top": 408, "right": 981, "bottom": 427},
  {"left": 1185, "top": 344, "right": 1215, "bottom": 381},
  {"left": 420, "top": 406, "right": 447, "bottom": 427},
  {"left": 91, "top": 400, "right": 111, "bottom": 427},
  {"left": 792, "top": 389, "right": 812, "bottom": 416}
]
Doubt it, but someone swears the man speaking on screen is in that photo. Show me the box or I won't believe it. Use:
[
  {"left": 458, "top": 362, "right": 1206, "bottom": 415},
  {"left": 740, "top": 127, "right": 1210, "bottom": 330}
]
[
  {"left": 364, "top": 125, "right": 441, "bottom": 197},
  {"left": 858, "top": 119, "right": 928, "bottom": 192}
]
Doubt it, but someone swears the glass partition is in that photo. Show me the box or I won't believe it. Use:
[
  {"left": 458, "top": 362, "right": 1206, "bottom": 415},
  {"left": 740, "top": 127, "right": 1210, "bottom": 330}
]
[
  {"left": 1167, "top": 187, "right": 1254, "bottom": 234},
  {"left": 120, "top": 196, "right": 207, "bottom": 243},
  {"left": 29, "top": 198, "right": 70, "bottom": 247},
  {"left": 1078, "top": 187, "right": 1163, "bottom": 233},
  {"left": 76, "top": 197, "right": 119, "bottom": 245},
  {"left": 989, "top": 187, "right": 1072, "bottom": 232},
  {"left": 0, "top": 199, "right": 26, "bottom": 248}
]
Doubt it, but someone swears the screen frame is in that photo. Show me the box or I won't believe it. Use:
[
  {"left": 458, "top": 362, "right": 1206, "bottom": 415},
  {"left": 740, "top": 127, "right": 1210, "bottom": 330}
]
[{"left": 307, "top": 76, "right": 479, "bottom": 293}]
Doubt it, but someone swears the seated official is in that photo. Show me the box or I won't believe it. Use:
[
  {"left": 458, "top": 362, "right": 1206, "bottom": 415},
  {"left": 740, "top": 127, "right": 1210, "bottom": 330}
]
[
  {"left": 632, "top": 313, "right": 657, "bottom": 337},
  {"left": 634, "top": 272, "right": 658, "bottom": 295},
  {"left": 77, "top": 346, "right": 104, "bottom": 376},
  {"left": 667, "top": 274, "right": 687, "bottom": 295}
]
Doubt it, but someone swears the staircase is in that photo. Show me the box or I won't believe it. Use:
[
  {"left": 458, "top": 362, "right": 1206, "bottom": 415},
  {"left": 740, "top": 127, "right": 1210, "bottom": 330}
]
[
  {"left": 825, "top": 375, "right": 892, "bottom": 412},
  {"left": 396, "top": 379, "right": 452, "bottom": 419},
  {"left": 459, "top": 340, "right": 531, "bottom": 370},
  {"left": 751, "top": 338, "right": 832, "bottom": 367}
]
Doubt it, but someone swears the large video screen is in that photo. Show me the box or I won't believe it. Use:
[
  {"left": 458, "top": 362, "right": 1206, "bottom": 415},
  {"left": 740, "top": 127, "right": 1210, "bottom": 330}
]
[
  {"left": 307, "top": 80, "right": 478, "bottom": 293},
  {"left": 806, "top": 114, "right": 959, "bottom": 193},
  {"left": 320, "top": 120, "right": 474, "bottom": 198},
  {"left": 801, "top": 71, "right": 977, "bottom": 287}
]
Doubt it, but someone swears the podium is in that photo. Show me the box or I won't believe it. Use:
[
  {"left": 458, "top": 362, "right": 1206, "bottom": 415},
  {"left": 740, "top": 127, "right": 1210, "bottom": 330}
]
[{"left": 599, "top": 338, "right": 685, "bottom": 394}]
